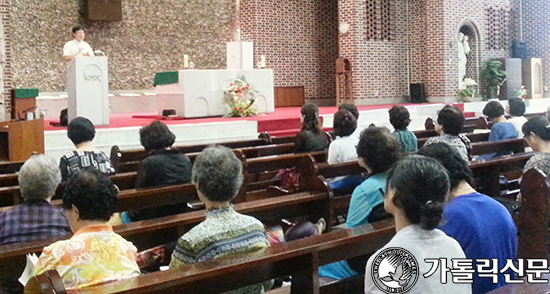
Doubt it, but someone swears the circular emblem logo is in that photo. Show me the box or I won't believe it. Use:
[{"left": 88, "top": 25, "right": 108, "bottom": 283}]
[{"left": 371, "top": 247, "right": 419, "bottom": 294}]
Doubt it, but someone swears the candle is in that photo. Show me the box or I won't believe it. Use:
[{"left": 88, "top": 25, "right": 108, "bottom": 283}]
[
  {"left": 260, "top": 55, "right": 266, "bottom": 68},
  {"left": 183, "top": 55, "right": 189, "bottom": 68}
]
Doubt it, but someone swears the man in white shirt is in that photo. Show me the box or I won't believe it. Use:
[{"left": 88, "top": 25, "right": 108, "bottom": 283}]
[{"left": 63, "top": 26, "right": 94, "bottom": 63}]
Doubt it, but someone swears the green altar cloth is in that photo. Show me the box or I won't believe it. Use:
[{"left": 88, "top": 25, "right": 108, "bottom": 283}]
[
  {"left": 13, "top": 88, "right": 39, "bottom": 98},
  {"left": 153, "top": 71, "right": 179, "bottom": 86}
]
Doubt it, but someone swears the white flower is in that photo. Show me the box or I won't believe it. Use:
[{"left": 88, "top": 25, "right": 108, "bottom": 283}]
[{"left": 463, "top": 78, "right": 477, "bottom": 87}]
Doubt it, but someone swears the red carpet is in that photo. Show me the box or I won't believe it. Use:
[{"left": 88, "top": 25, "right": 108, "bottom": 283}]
[{"left": 44, "top": 103, "right": 473, "bottom": 133}]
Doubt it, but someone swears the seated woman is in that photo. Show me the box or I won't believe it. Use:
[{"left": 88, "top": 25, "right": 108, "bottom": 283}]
[
  {"left": 328, "top": 109, "right": 362, "bottom": 189},
  {"left": 388, "top": 105, "right": 417, "bottom": 153},
  {"left": 522, "top": 116, "right": 550, "bottom": 176},
  {"left": 294, "top": 104, "right": 329, "bottom": 153},
  {"left": 478, "top": 101, "right": 518, "bottom": 159},
  {"left": 508, "top": 98, "right": 527, "bottom": 138},
  {"left": 483, "top": 101, "right": 518, "bottom": 141},
  {"left": 319, "top": 127, "right": 400, "bottom": 280},
  {"left": 364, "top": 156, "right": 470, "bottom": 293},
  {"left": 0, "top": 154, "right": 70, "bottom": 246},
  {"left": 339, "top": 103, "right": 363, "bottom": 139},
  {"left": 136, "top": 121, "right": 192, "bottom": 188},
  {"left": 126, "top": 121, "right": 193, "bottom": 222},
  {"left": 32, "top": 168, "right": 140, "bottom": 290},
  {"left": 170, "top": 146, "right": 271, "bottom": 293},
  {"left": 328, "top": 109, "right": 358, "bottom": 164},
  {"left": 424, "top": 105, "right": 470, "bottom": 161},
  {"left": 59, "top": 117, "right": 115, "bottom": 181}
]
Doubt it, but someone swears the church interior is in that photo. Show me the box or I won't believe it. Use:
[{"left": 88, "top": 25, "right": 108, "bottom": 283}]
[{"left": 0, "top": 0, "right": 550, "bottom": 293}]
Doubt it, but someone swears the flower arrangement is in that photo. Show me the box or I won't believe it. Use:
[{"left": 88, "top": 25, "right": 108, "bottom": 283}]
[
  {"left": 514, "top": 85, "right": 528, "bottom": 99},
  {"left": 458, "top": 78, "right": 478, "bottom": 101},
  {"left": 222, "top": 76, "right": 259, "bottom": 117}
]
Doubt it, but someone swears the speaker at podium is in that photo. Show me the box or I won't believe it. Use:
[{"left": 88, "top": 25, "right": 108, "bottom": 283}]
[{"left": 66, "top": 56, "right": 109, "bottom": 125}]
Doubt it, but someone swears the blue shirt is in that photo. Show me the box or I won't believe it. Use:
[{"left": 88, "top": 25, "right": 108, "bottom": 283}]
[
  {"left": 478, "top": 122, "right": 519, "bottom": 159},
  {"left": 439, "top": 192, "right": 517, "bottom": 294},
  {"left": 319, "top": 171, "right": 389, "bottom": 280},
  {"left": 346, "top": 172, "right": 388, "bottom": 228},
  {"left": 489, "top": 122, "right": 518, "bottom": 142}
]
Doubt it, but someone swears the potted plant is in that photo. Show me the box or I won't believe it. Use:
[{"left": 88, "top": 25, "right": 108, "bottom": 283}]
[
  {"left": 480, "top": 60, "right": 506, "bottom": 100},
  {"left": 457, "top": 78, "right": 477, "bottom": 102}
]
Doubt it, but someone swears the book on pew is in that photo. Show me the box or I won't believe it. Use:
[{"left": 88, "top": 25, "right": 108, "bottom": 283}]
[{"left": 18, "top": 253, "right": 38, "bottom": 286}]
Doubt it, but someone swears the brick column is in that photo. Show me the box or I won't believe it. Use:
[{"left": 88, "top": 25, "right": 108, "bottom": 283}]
[{"left": 521, "top": 0, "right": 550, "bottom": 96}]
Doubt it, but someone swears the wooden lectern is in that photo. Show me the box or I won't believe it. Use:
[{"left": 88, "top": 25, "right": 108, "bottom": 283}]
[{"left": 0, "top": 118, "right": 44, "bottom": 162}]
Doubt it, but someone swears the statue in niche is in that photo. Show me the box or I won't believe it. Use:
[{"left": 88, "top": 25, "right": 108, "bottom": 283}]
[{"left": 457, "top": 32, "right": 471, "bottom": 89}]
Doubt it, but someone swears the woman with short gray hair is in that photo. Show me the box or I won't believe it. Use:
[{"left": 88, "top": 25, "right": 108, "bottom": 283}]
[
  {"left": 170, "top": 146, "right": 271, "bottom": 293},
  {"left": 0, "top": 154, "right": 70, "bottom": 245}
]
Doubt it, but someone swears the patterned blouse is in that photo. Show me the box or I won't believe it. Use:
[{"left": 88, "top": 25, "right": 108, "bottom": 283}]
[
  {"left": 424, "top": 134, "right": 470, "bottom": 161},
  {"left": 59, "top": 150, "right": 115, "bottom": 181},
  {"left": 524, "top": 153, "right": 550, "bottom": 177},
  {"left": 33, "top": 224, "right": 140, "bottom": 290},
  {"left": 170, "top": 205, "right": 270, "bottom": 293}
]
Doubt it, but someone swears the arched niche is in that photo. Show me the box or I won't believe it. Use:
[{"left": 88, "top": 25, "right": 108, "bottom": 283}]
[{"left": 459, "top": 20, "right": 481, "bottom": 94}]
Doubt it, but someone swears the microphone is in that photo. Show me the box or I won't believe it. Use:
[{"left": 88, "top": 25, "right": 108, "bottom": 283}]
[
  {"left": 94, "top": 50, "right": 106, "bottom": 56},
  {"left": 20, "top": 106, "right": 38, "bottom": 121}
]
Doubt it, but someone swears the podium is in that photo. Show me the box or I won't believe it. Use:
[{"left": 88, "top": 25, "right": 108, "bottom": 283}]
[
  {"left": 0, "top": 118, "right": 44, "bottom": 162},
  {"left": 67, "top": 56, "right": 109, "bottom": 125}
]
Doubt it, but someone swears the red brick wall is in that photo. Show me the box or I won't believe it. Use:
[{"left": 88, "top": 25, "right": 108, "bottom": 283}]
[
  {"left": 338, "top": 0, "right": 409, "bottom": 102},
  {"left": 241, "top": 0, "right": 339, "bottom": 102},
  {"left": 0, "top": 0, "right": 11, "bottom": 116}
]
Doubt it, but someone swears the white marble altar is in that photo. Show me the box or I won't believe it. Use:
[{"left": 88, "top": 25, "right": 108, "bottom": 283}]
[{"left": 155, "top": 69, "right": 275, "bottom": 118}]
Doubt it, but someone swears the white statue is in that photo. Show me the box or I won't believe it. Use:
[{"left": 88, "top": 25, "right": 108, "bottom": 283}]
[{"left": 458, "top": 33, "right": 471, "bottom": 89}]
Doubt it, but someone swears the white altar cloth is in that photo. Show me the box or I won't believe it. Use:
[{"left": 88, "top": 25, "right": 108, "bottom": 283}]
[{"left": 155, "top": 69, "right": 274, "bottom": 118}]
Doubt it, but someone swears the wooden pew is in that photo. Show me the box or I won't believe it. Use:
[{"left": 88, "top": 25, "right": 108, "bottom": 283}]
[
  {"left": 516, "top": 168, "right": 550, "bottom": 262},
  {"left": 417, "top": 132, "right": 490, "bottom": 149},
  {"left": 470, "top": 138, "right": 526, "bottom": 157},
  {"left": 315, "top": 161, "right": 365, "bottom": 219},
  {"left": 422, "top": 117, "right": 477, "bottom": 133},
  {"left": 0, "top": 161, "right": 24, "bottom": 174},
  {"left": 243, "top": 151, "right": 327, "bottom": 199},
  {"left": 31, "top": 218, "right": 395, "bottom": 294},
  {"left": 469, "top": 152, "right": 533, "bottom": 197},
  {"left": 115, "top": 143, "right": 299, "bottom": 173},
  {"left": 0, "top": 182, "right": 333, "bottom": 280},
  {"left": 110, "top": 134, "right": 290, "bottom": 173}
]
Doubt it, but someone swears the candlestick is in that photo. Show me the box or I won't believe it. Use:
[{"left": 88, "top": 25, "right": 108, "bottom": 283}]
[
  {"left": 260, "top": 55, "right": 266, "bottom": 68},
  {"left": 183, "top": 55, "right": 189, "bottom": 68}
]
